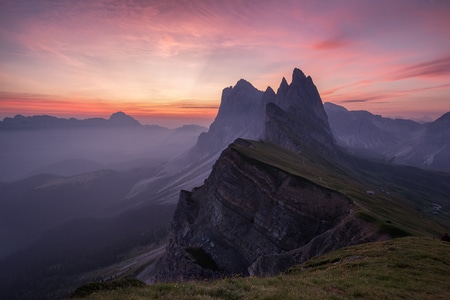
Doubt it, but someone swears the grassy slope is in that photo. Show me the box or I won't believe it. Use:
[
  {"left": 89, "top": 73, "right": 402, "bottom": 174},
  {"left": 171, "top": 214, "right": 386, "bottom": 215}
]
[
  {"left": 231, "top": 140, "right": 450, "bottom": 237},
  {"left": 72, "top": 237, "right": 450, "bottom": 299}
]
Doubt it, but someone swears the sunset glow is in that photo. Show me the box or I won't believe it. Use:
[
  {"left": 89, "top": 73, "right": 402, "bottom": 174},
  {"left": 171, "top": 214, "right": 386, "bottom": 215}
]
[{"left": 1, "top": 0, "right": 450, "bottom": 127}]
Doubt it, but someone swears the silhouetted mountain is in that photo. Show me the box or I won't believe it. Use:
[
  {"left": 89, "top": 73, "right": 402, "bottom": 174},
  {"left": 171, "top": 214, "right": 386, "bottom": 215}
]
[
  {"left": 0, "top": 112, "right": 148, "bottom": 129},
  {"left": 125, "top": 68, "right": 336, "bottom": 207},
  {"left": 324, "top": 102, "right": 450, "bottom": 172}
]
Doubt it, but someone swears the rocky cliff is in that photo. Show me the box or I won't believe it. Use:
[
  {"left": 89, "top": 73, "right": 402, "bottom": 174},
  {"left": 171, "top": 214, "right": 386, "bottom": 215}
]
[{"left": 153, "top": 139, "right": 380, "bottom": 282}]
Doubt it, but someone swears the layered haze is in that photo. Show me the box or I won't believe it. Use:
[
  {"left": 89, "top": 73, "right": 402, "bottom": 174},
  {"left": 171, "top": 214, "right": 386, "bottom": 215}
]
[{"left": 0, "top": 112, "right": 206, "bottom": 182}]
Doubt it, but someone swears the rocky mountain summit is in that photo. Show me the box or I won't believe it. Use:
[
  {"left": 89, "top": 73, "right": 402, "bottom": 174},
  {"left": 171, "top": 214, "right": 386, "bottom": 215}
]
[
  {"left": 147, "top": 68, "right": 382, "bottom": 282},
  {"left": 129, "top": 68, "right": 336, "bottom": 206},
  {"left": 188, "top": 79, "right": 265, "bottom": 160},
  {"left": 264, "top": 69, "right": 335, "bottom": 156}
]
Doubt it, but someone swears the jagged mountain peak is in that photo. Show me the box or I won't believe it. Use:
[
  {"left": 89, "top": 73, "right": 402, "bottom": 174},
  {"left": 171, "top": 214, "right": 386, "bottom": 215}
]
[
  {"left": 292, "top": 67, "right": 307, "bottom": 84},
  {"left": 277, "top": 68, "right": 310, "bottom": 96},
  {"left": 264, "top": 86, "right": 276, "bottom": 95},
  {"left": 184, "top": 67, "right": 336, "bottom": 173},
  {"left": 265, "top": 68, "right": 335, "bottom": 155},
  {"left": 277, "top": 77, "right": 289, "bottom": 95}
]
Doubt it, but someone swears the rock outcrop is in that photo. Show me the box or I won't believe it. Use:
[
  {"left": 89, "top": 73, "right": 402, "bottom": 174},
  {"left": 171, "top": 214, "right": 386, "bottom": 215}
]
[{"left": 153, "top": 139, "right": 379, "bottom": 282}]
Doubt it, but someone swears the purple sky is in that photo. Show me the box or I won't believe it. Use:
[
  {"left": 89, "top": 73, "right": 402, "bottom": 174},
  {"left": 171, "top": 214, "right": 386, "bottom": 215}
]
[{"left": 1, "top": 0, "right": 450, "bottom": 127}]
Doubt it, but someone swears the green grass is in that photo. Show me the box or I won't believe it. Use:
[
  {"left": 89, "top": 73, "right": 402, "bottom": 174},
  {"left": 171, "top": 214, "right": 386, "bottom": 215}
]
[{"left": 71, "top": 237, "right": 450, "bottom": 299}]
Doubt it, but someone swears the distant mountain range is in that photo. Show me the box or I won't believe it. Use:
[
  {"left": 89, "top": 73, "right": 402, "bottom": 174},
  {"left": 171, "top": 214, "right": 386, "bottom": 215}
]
[
  {"left": 0, "top": 113, "right": 207, "bottom": 183},
  {"left": 324, "top": 102, "right": 450, "bottom": 172},
  {"left": 0, "top": 111, "right": 156, "bottom": 129}
]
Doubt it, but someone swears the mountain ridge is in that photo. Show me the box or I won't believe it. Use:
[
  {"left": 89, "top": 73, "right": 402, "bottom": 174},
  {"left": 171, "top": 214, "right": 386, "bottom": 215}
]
[
  {"left": 0, "top": 112, "right": 165, "bottom": 130},
  {"left": 324, "top": 102, "right": 450, "bottom": 172}
]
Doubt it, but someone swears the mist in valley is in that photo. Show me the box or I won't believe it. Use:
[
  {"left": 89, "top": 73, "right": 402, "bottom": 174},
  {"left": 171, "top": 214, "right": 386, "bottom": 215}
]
[
  {"left": 0, "top": 124, "right": 205, "bottom": 182},
  {"left": 0, "top": 114, "right": 208, "bottom": 298}
]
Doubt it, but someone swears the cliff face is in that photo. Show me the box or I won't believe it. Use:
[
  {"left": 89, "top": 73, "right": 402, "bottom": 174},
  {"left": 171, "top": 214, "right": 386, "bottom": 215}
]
[{"left": 154, "top": 139, "right": 379, "bottom": 282}]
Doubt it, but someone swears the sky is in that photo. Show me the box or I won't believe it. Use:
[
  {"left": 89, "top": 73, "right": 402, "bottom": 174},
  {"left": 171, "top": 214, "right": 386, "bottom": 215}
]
[{"left": 1, "top": 0, "right": 450, "bottom": 127}]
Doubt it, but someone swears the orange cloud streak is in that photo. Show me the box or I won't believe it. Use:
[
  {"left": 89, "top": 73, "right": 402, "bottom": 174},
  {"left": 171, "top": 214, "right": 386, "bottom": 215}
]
[{"left": 0, "top": 92, "right": 218, "bottom": 127}]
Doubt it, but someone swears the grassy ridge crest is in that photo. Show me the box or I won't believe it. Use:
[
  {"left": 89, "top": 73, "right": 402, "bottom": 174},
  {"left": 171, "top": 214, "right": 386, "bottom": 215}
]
[{"left": 231, "top": 140, "right": 450, "bottom": 237}]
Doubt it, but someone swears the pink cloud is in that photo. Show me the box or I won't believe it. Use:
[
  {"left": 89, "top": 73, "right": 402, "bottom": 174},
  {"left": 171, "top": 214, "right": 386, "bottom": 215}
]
[
  {"left": 1, "top": 0, "right": 450, "bottom": 123},
  {"left": 313, "top": 36, "right": 353, "bottom": 51},
  {"left": 389, "top": 56, "right": 450, "bottom": 80}
]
